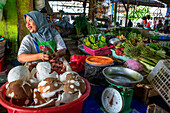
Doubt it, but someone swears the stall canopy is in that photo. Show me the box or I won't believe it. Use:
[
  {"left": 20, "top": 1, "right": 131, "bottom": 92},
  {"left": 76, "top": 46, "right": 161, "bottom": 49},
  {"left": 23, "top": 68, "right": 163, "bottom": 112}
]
[
  {"left": 48, "top": 0, "right": 170, "bottom": 7},
  {"left": 120, "top": 0, "right": 170, "bottom": 7}
]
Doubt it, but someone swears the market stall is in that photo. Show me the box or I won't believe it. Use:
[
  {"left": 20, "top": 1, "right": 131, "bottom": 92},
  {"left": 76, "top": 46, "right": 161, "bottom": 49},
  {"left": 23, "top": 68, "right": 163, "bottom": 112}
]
[{"left": 0, "top": 0, "right": 170, "bottom": 113}]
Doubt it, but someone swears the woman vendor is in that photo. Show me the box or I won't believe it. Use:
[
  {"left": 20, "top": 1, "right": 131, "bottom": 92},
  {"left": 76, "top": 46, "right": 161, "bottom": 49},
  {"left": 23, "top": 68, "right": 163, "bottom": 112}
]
[{"left": 17, "top": 11, "right": 66, "bottom": 64}]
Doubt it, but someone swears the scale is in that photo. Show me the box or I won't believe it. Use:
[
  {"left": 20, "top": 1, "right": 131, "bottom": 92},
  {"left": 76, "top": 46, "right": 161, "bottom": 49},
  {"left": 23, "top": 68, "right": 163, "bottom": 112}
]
[
  {"left": 101, "top": 67, "right": 143, "bottom": 113},
  {"left": 101, "top": 81, "right": 134, "bottom": 113}
]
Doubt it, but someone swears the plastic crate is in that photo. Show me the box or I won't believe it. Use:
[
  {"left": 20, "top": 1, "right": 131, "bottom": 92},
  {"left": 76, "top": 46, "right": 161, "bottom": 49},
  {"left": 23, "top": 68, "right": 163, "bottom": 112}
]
[
  {"left": 82, "top": 44, "right": 113, "bottom": 56},
  {"left": 147, "top": 60, "right": 170, "bottom": 107},
  {"left": 0, "top": 56, "right": 5, "bottom": 72}
]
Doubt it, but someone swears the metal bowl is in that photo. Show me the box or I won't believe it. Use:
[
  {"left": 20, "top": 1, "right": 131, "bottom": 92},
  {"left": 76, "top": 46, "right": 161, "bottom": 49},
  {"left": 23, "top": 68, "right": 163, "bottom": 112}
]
[
  {"left": 102, "top": 67, "right": 143, "bottom": 87},
  {"left": 109, "top": 38, "right": 120, "bottom": 45}
]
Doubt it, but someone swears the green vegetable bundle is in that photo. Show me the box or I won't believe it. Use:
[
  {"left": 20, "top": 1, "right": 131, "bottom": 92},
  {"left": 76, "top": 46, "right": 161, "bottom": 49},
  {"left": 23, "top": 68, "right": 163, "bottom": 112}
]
[
  {"left": 75, "top": 16, "right": 100, "bottom": 35},
  {"left": 75, "top": 16, "right": 88, "bottom": 35},
  {"left": 123, "top": 41, "right": 166, "bottom": 67}
]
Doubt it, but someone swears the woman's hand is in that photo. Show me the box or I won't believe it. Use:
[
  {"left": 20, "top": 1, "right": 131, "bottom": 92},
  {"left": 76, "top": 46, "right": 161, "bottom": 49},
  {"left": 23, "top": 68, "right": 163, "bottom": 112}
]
[
  {"left": 39, "top": 53, "right": 50, "bottom": 61},
  {"left": 49, "top": 49, "right": 66, "bottom": 63}
]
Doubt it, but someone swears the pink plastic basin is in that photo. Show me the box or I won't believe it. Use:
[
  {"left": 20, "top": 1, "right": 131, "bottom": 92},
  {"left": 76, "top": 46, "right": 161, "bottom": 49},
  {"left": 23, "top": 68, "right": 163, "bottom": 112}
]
[{"left": 0, "top": 77, "right": 91, "bottom": 113}]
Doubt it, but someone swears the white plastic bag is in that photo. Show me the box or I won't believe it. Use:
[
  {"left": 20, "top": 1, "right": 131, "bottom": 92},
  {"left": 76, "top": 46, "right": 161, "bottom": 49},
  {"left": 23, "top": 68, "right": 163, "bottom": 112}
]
[
  {"left": 35, "top": 0, "right": 45, "bottom": 11},
  {"left": 0, "top": 0, "right": 7, "bottom": 20},
  {"left": 59, "top": 57, "right": 72, "bottom": 72}
]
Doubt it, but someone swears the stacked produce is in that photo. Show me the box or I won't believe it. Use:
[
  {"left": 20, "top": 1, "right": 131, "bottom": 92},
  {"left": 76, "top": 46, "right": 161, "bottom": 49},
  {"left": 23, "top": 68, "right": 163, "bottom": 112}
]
[
  {"left": 113, "top": 32, "right": 168, "bottom": 71},
  {"left": 83, "top": 34, "right": 108, "bottom": 50},
  {"left": 93, "top": 5, "right": 109, "bottom": 19}
]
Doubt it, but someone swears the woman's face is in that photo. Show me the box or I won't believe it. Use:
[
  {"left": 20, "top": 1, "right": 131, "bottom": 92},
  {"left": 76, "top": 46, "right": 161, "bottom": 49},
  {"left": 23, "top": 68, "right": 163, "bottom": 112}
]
[{"left": 25, "top": 16, "right": 37, "bottom": 33}]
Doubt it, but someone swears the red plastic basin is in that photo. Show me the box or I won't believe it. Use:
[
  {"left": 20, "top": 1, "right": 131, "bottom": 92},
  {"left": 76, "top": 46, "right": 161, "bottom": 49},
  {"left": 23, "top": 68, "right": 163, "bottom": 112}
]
[{"left": 0, "top": 77, "right": 91, "bottom": 113}]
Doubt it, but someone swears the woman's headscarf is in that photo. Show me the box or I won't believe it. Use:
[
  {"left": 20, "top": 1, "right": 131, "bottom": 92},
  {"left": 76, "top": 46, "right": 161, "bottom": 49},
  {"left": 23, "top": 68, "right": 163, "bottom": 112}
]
[{"left": 24, "top": 11, "right": 58, "bottom": 42}]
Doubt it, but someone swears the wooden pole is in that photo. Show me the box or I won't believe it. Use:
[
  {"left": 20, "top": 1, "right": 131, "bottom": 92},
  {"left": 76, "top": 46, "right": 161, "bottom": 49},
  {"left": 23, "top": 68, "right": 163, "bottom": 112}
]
[
  {"left": 125, "top": 0, "right": 130, "bottom": 36},
  {"left": 114, "top": 2, "right": 118, "bottom": 26},
  {"left": 16, "top": 0, "right": 33, "bottom": 45},
  {"left": 83, "top": 0, "right": 87, "bottom": 16},
  {"left": 89, "top": 0, "right": 96, "bottom": 24},
  {"left": 89, "top": 0, "right": 92, "bottom": 19}
]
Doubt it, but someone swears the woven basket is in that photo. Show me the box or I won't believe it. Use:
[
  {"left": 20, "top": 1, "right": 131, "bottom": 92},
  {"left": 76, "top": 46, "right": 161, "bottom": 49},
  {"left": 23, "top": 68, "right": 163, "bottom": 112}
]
[{"left": 147, "top": 104, "right": 169, "bottom": 113}]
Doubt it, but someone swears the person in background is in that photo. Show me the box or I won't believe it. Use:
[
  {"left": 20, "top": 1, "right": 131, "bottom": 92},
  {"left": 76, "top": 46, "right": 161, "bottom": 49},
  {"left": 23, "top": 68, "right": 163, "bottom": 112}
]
[
  {"left": 116, "top": 22, "right": 120, "bottom": 27},
  {"left": 163, "top": 20, "right": 169, "bottom": 34},
  {"left": 144, "top": 21, "right": 151, "bottom": 29},
  {"left": 157, "top": 20, "right": 163, "bottom": 31},
  {"left": 18, "top": 11, "right": 66, "bottom": 64},
  {"left": 153, "top": 21, "right": 157, "bottom": 30},
  {"left": 136, "top": 23, "right": 141, "bottom": 27},
  {"left": 128, "top": 19, "right": 133, "bottom": 27},
  {"left": 142, "top": 16, "right": 147, "bottom": 28},
  {"left": 146, "top": 15, "right": 151, "bottom": 20}
]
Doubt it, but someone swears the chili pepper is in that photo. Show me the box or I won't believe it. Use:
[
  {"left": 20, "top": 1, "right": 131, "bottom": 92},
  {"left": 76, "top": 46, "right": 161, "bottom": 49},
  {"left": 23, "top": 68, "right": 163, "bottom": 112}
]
[{"left": 115, "top": 48, "right": 125, "bottom": 56}]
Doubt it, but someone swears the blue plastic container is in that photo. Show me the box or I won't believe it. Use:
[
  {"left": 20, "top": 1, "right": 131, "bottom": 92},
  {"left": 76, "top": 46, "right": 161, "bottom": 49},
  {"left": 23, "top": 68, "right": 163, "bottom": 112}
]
[{"left": 111, "top": 49, "right": 130, "bottom": 61}]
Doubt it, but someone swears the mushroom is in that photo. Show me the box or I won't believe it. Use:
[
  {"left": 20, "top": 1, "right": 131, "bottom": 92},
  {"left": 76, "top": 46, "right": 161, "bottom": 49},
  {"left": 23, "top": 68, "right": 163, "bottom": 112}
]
[
  {"left": 31, "top": 78, "right": 63, "bottom": 107},
  {"left": 63, "top": 73, "right": 86, "bottom": 94},
  {"left": 7, "top": 66, "right": 31, "bottom": 83},
  {"left": 5, "top": 80, "right": 33, "bottom": 106},
  {"left": 37, "top": 78, "right": 63, "bottom": 94},
  {"left": 36, "top": 62, "right": 57, "bottom": 81}
]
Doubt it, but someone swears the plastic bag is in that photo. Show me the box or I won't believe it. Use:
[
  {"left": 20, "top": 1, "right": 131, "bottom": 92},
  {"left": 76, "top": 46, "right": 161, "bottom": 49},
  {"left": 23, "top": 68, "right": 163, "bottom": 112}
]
[
  {"left": 69, "top": 55, "right": 87, "bottom": 73},
  {"left": 0, "top": 0, "right": 7, "bottom": 7},
  {"left": 55, "top": 20, "right": 73, "bottom": 29},
  {"left": 59, "top": 57, "right": 72, "bottom": 72},
  {"left": 0, "top": 0, "right": 7, "bottom": 20},
  {"left": 125, "top": 59, "right": 143, "bottom": 72},
  {"left": 34, "top": 0, "right": 45, "bottom": 11}
]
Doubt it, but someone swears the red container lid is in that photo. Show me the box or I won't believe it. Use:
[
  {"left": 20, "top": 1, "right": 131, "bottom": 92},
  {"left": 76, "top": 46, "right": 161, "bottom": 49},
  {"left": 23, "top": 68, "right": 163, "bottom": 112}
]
[{"left": 86, "top": 56, "right": 114, "bottom": 66}]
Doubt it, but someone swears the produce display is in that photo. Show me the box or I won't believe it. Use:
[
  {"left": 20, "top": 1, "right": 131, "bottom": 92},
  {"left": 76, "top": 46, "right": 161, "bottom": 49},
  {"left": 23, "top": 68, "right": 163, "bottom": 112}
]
[
  {"left": 105, "top": 27, "right": 141, "bottom": 37},
  {"left": 149, "top": 31, "right": 170, "bottom": 40},
  {"left": 94, "top": 5, "right": 109, "bottom": 19},
  {"left": 83, "top": 34, "right": 108, "bottom": 50},
  {"left": 111, "top": 32, "right": 169, "bottom": 72},
  {"left": 5, "top": 64, "right": 86, "bottom": 108}
]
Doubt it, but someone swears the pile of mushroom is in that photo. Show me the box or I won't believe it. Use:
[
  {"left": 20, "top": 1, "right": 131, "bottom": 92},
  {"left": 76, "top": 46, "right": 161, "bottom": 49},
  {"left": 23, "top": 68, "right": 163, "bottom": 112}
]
[{"left": 5, "top": 62, "right": 86, "bottom": 108}]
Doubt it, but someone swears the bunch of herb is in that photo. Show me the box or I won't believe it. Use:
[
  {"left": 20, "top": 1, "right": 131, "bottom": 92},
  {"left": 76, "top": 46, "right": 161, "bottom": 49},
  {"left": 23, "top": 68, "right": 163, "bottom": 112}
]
[
  {"left": 87, "top": 22, "right": 100, "bottom": 35},
  {"left": 123, "top": 42, "right": 141, "bottom": 58},
  {"left": 75, "top": 16, "right": 88, "bottom": 35}
]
